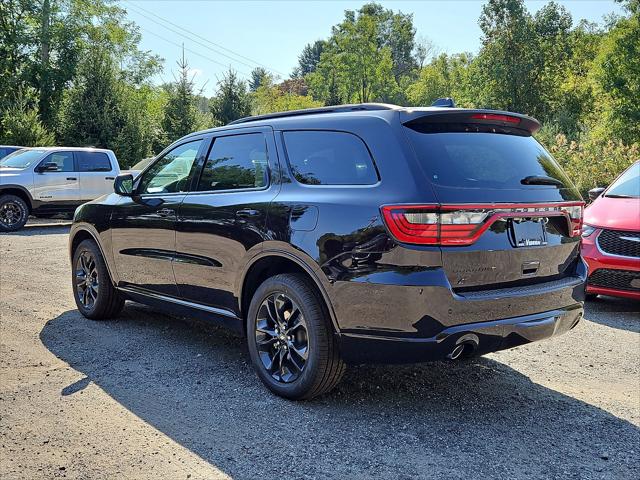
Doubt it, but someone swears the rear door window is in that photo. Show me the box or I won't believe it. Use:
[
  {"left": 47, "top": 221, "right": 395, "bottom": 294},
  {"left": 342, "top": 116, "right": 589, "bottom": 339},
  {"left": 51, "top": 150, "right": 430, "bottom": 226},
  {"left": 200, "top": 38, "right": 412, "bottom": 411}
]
[
  {"left": 283, "top": 131, "right": 378, "bottom": 185},
  {"left": 196, "top": 133, "right": 268, "bottom": 191},
  {"left": 404, "top": 125, "right": 571, "bottom": 189},
  {"left": 77, "top": 152, "right": 112, "bottom": 172}
]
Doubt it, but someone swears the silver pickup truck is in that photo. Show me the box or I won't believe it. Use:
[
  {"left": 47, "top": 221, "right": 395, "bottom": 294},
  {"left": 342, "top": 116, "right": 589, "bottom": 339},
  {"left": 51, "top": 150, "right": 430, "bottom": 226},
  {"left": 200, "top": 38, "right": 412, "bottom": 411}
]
[{"left": 0, "top": 147, "right": 120, "bottom": 231}]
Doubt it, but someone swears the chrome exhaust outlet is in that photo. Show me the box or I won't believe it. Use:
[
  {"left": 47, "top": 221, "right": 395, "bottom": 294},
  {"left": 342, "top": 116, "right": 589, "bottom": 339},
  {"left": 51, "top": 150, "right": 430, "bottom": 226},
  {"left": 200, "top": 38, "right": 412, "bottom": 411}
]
[{"left": 447, "top": 344, "right": 466, "bottom": 360}]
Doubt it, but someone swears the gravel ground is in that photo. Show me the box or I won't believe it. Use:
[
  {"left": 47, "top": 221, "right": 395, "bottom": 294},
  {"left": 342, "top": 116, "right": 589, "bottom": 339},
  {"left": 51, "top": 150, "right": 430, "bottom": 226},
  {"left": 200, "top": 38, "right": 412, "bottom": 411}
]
[{"left": 1, "top": 225, "right": 638, "bottom": 480}]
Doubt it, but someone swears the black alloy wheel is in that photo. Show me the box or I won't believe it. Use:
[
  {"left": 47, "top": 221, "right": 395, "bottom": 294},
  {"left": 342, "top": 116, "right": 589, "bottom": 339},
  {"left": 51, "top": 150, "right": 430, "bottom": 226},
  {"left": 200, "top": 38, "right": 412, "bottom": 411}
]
[
  {"left": 247, "top": 273, "right": 345, "bottom": 400},
  {"left": 72, "top": 239, "right": 125, "bottom": 319},
  {"left": 75, "top": 250, "right": 99, "bottom": 310},
  {"left": 0, "top": 195, "right": 29, "bottom": 232},
  {"left": 255, "top": 292, "right": 309, "bottom": 383}
]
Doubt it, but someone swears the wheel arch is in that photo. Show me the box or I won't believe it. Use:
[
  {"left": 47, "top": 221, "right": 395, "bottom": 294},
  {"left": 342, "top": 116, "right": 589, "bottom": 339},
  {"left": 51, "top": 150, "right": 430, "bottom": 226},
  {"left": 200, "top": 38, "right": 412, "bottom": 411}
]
[
  {"left": 239, "top": 251, "right": 340, "bottom": 336},
  {"left": 0, "top": 185, "right": 34, "bottom": 212},
  {"left": 69, "top": 225, "right": 117, "bottom": 286}
]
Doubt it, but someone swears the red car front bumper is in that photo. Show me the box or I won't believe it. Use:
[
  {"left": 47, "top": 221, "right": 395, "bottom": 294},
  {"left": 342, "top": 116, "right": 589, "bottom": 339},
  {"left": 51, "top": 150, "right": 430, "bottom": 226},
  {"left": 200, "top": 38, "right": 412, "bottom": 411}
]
[{"left": 581, "top": 229, "right": 640, "bottom": 300}]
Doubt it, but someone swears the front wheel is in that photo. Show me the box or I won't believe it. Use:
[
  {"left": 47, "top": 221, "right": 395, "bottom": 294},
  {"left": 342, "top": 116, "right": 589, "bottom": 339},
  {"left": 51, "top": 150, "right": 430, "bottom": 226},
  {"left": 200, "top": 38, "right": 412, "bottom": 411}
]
[
  {"left": 247, "top": 273, "right": 345, "bottom": 400},
  {"left": 72, "top": 239, "right": 124, "bottom": 319},
  {"left": 0, "top": 194, "right": 29, "bottom": 232}
]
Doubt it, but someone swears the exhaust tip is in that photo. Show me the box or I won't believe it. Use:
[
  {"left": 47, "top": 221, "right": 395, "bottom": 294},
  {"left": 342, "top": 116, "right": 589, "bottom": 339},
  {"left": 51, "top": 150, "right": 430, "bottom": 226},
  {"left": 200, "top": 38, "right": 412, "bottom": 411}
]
[{"left": 447, "top": 344, "right": 466, "bottom": 360}]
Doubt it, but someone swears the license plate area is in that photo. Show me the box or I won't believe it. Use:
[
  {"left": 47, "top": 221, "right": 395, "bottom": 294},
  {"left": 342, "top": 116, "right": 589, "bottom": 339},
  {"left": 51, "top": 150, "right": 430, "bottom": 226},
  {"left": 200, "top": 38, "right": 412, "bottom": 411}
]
[{"left": 509, "top": 219, "right": 547, "bottom": 247}]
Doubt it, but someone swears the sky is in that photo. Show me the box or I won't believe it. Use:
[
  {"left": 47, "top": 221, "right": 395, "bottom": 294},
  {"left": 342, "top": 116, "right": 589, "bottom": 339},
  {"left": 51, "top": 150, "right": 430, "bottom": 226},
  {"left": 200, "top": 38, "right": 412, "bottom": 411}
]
[{"left": 119, "top": 0, "right": 625, "bottom": 95}]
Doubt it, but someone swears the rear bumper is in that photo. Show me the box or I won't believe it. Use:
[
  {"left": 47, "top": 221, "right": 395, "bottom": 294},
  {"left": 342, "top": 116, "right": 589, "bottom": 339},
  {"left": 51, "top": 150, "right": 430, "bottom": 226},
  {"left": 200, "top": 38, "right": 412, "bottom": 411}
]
[
  {"left": 331, "top": 261, "right": 587, "bottom": 364},
  {"left": 339, "top": 304, "right": 583, "bottom": 364},
  {"left": 582, "top": 232, "right": 640, "bottom": 300}
]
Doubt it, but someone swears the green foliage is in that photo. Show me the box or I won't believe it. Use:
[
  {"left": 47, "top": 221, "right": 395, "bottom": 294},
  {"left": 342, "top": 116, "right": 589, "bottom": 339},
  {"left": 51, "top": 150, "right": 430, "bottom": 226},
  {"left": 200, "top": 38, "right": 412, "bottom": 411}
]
[
  {"left": 0, "top": 91, "right": 55, "bottom": 146},
  {"left": 210, "top": 70, "right": 251, "bottom": 126},
  {"left": 541, "top": 133, "right": 638, "bottom": 197},
  {"left": 252, "top": 78, "right": 322, "bottom": 115},
  {"left": 162, "top": 53, "right": 203, "bottom": 143},
  {"left": 292, "top": 40, "right": 325, "bottom": 78},
  {"left": 249, "top": 67, "right": 270, "bottom": 92}
]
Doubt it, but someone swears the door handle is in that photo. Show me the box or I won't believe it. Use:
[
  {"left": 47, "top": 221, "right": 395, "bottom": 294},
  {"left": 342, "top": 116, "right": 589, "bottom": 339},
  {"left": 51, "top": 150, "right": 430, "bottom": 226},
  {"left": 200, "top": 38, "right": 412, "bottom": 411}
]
[
  {"left": 156, "top": 208, "right": 175, "bottom": 217},
  {"left": 66, "top": 177, "right": 77, "bottom": 181},
  {"left": 105, "top": 176, "right": 115, "bottom": 180},
  {"left": 236, "top": 209, "right": 260, "bottom": 218}
]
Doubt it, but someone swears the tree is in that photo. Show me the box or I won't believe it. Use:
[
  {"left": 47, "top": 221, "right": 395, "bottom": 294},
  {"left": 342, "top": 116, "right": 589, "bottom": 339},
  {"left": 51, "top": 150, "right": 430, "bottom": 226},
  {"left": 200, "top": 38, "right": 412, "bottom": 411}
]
[
  {"left": 161, "top": 51, "right": 201, "bottom": 142},
  {"left": 406, "top": 53, "right": 474, "bottom": 107},
  {"left": 0, "top": 90, "right": 55, "bottom": 146},
  {"left": 249, "top": 67, "right": 270, "bottom": 92},
  {"left": 589, "top": 2, "right": 640, "bottom": 144},
  {"left": 252, "top": 77, "right": 321, "bottom": 115},
  {"left": 292, "top": 40, "right": 325, "bottom": 78},
  {"left": 210, "top": 69, "right": 251, "bottom": 125}
]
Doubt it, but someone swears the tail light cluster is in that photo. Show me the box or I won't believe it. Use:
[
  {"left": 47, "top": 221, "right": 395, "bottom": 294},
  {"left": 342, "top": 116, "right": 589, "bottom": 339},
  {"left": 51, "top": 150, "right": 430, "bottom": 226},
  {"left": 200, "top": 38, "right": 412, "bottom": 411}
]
[{"left": 381, "top": 203, "right": 584, "bottom": 246}]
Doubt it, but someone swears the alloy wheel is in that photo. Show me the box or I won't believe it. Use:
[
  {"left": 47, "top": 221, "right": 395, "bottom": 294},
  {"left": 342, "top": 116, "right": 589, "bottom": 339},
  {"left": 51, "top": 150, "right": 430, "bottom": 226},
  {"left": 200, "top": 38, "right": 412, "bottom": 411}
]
[
  {"left": 75, "top": 251, "right": 99, "bottom": 309},
  {"left": 0, "top": 201, "right": 23, "bottom": 227},
  {"left": 255, "top": 292, "right": 309, "bottom": 383}
]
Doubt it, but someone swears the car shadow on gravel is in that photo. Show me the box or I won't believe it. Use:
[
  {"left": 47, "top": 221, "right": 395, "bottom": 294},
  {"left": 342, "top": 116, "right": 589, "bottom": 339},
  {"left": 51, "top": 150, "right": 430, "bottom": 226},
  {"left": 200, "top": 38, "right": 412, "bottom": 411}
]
[
  {"left": 0, "top": 225, "right": 70, "bottom": 236},
  {"left": 584, "top": 296, "right": 639, "bottom": 333},
  {"left": 41, "top": 305, "right": 639, "bottom": 479}
]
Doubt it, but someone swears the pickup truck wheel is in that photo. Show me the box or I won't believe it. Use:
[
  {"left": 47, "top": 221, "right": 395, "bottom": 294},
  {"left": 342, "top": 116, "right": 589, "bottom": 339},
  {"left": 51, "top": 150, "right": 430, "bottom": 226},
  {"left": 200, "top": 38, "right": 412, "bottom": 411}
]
[
  {"left": 72, "top": 239, "right": 124, "bottom": 320},
  {"left": 247, "top": 273, "right": 345, "bottom": 400},
  {"left": 0, "top": 194, "right": 29, "bottom": 232}
]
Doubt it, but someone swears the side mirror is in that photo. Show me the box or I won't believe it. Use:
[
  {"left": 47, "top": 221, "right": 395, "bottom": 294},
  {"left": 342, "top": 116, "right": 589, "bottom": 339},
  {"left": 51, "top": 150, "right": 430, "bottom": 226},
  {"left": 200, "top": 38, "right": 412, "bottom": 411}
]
[
  {"left": 114, "top": 173, "right": 134, "bottom": 196},
  {"left": 36, "top": 162, "right": 59, "bottom": 173},
  {"left": 588, "top": 187, "right": 606, "bottom": 201}
]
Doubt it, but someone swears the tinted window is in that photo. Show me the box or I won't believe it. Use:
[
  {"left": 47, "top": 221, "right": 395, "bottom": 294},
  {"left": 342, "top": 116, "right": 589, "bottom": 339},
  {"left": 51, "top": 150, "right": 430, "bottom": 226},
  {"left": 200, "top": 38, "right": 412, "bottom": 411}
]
[
  {"left": 606, "top": 162, "right": 639, "bottom": 198},
  {"left": 77, "top": 152, "right": 111, "bottom": 172},
  {"left": 404, "top": 126, "right": 572, "bottom": 190},
  {"left": 40, "top": 152, "right": 75, "bottom": 172},
  {"left": 196, "top": 133, "right": 268, "bottom": 191},
  {"left": 283, "top": 131, "right": 377, "bottom": 185},
  {"left": 139, "top": 140, "right": 202, "bottom": 194}
]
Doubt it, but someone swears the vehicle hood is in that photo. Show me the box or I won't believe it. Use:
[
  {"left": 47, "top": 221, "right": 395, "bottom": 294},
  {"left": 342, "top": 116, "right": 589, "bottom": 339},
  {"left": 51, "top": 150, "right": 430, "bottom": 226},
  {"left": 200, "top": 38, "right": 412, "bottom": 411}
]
[
  {"left": 0, "top": 169, "right": 29, "bottom": 181},
  {"left": 585, "top": 195, "right": 640, "bottom": 231}
]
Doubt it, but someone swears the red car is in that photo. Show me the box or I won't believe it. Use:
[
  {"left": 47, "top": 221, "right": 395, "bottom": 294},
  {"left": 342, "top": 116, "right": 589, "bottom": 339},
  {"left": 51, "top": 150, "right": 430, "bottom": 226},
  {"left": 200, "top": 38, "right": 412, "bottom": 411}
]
[{"left": 581, "top": 160, "right": 640, "bottom": 300}]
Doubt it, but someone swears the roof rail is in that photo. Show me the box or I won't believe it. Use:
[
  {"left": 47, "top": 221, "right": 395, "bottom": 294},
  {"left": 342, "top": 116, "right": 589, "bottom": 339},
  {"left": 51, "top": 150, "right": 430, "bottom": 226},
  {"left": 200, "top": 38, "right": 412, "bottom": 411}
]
[{"left": 227, "top": 103, "right": 399, "bottom": 125}]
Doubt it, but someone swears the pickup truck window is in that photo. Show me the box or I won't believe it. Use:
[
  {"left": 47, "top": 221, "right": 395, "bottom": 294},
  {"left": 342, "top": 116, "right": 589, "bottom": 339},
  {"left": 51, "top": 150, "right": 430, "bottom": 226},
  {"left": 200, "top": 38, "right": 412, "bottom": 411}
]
[
  {"left": 39, "top": 152, "right": 75, "bottom": 172},
  {"left": 78, "top": 152, "right": 112, "bottom": 172}
]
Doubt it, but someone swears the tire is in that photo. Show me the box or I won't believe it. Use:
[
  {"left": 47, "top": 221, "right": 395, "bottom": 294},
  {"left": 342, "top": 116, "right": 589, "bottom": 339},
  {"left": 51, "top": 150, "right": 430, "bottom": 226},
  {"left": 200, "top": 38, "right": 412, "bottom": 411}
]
[
  {"left": 72, "top": 239, "right": 125, "bottom": 320},
  {"left": 247, "top": 273, "right": 346, "bottom": 400},
  {"left": 0, "top": 194, "right": 29, "bottom": 232}
]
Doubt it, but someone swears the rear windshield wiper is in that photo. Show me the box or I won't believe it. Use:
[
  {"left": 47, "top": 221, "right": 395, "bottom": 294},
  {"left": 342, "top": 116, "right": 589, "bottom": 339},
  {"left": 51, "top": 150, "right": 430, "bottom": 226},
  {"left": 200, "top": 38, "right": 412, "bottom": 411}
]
[{"left": 520, "top": 175, "right": 564, "bottom": 187}]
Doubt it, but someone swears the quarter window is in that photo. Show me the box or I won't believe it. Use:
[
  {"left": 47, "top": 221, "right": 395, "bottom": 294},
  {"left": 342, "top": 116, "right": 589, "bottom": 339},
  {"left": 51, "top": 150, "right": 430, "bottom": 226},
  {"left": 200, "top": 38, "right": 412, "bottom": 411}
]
[
  {"left": 138, "top": 140, "right": 202, "bottom": 194},
  {"left": 40, "top": 152, "right": 75, "bottom": 172},
  {"left": 77, "top": 152, "right": 112, "bottom": 172},
  {"left": 283, "top": 131, "right": 378, "bottom": 185},
  {"left": 196, "top": 133, "right": 268, "bottom": 191}
]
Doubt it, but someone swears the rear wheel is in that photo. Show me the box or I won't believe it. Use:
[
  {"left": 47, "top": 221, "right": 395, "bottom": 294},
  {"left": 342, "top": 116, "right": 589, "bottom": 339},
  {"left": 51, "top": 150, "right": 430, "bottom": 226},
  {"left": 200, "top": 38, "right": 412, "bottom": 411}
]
[
  {"left": 0, "top": 194, "right": 29, "bottom": 232},
  {"left": 72, "top": 239, "right": 124, "bottom": 319},
  {"left": 247, "top": 273, "right": 345, "bottom": 400}
]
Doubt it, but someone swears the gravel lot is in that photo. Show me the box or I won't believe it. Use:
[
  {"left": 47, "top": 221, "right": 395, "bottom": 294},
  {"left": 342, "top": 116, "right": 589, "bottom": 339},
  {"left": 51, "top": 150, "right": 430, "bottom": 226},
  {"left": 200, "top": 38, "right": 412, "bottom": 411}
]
[{"left": 1, "top": 225, "right": 638, "bottom": 479}]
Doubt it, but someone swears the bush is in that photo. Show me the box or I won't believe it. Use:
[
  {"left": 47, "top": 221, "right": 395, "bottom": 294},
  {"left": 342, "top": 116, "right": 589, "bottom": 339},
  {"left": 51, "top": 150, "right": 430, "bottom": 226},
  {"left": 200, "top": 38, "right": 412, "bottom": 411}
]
[
  {"left": 0, "top": 104, "right": 55, "bottom": 146},
  {"left": 545, "top": 133, "right": 638, "bottom": 197}
]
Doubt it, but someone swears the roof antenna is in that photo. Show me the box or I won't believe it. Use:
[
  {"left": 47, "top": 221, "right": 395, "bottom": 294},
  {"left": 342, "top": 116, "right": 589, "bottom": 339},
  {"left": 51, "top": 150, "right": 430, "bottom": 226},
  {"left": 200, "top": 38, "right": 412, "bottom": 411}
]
[{"left": 431, "top": 98, "right": 456, "bottom": 108}]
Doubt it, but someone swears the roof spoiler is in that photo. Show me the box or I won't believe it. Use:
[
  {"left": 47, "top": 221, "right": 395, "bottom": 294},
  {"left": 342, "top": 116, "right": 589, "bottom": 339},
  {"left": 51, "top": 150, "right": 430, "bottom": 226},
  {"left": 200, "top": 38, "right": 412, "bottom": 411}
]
[{"left": 401, "top": 108, "right": 541, "bottom": 135}]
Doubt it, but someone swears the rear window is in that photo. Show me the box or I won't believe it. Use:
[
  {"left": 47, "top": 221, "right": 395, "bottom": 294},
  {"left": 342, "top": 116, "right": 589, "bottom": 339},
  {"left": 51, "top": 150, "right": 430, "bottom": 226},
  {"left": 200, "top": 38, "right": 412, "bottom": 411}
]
[
  {"left": 404, "top": 126, "right": 571, "bottom": 190},
  {"left": 283, "top": 131, "right": 378, "bottom": 185},
  {"left": 77, "top": 151, "right": 112, "bottom": 172}
]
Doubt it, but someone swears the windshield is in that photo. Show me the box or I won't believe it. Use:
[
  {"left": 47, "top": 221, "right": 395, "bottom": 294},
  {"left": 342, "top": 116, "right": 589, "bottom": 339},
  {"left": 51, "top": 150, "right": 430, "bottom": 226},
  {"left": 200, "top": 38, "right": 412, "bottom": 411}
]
[
  {"left": 606, "top": 162, "right": 639, "bottom": 198},
  {"left": 0, "top": 149, "right": 45, "bottom": 169},
  {"left": 404, "top": 126, "right": 573, "bottom": 190}
]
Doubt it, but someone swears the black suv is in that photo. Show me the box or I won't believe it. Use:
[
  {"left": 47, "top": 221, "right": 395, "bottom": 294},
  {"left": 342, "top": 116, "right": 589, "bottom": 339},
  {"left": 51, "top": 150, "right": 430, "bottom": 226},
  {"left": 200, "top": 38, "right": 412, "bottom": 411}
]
[{"left": 69, "top": 103, "right": 586, "bottom": 400}]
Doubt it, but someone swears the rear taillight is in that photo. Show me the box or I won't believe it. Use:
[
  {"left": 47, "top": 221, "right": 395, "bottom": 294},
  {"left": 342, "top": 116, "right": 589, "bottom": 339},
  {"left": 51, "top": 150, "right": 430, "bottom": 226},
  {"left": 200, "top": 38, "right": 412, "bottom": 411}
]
[{"left": 381, "top": 203, "right": 584, "bottom": 246}]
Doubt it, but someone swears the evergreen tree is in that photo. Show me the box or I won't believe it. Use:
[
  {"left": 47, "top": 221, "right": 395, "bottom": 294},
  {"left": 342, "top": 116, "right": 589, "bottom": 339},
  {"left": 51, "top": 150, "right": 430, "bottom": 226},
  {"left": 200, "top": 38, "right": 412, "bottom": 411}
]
[
  {"left": 210, "top": 69, "right": 251, "bottom": 125},
  {"left": 161, "top": 50, "right": 200, "bottom": 142}
]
